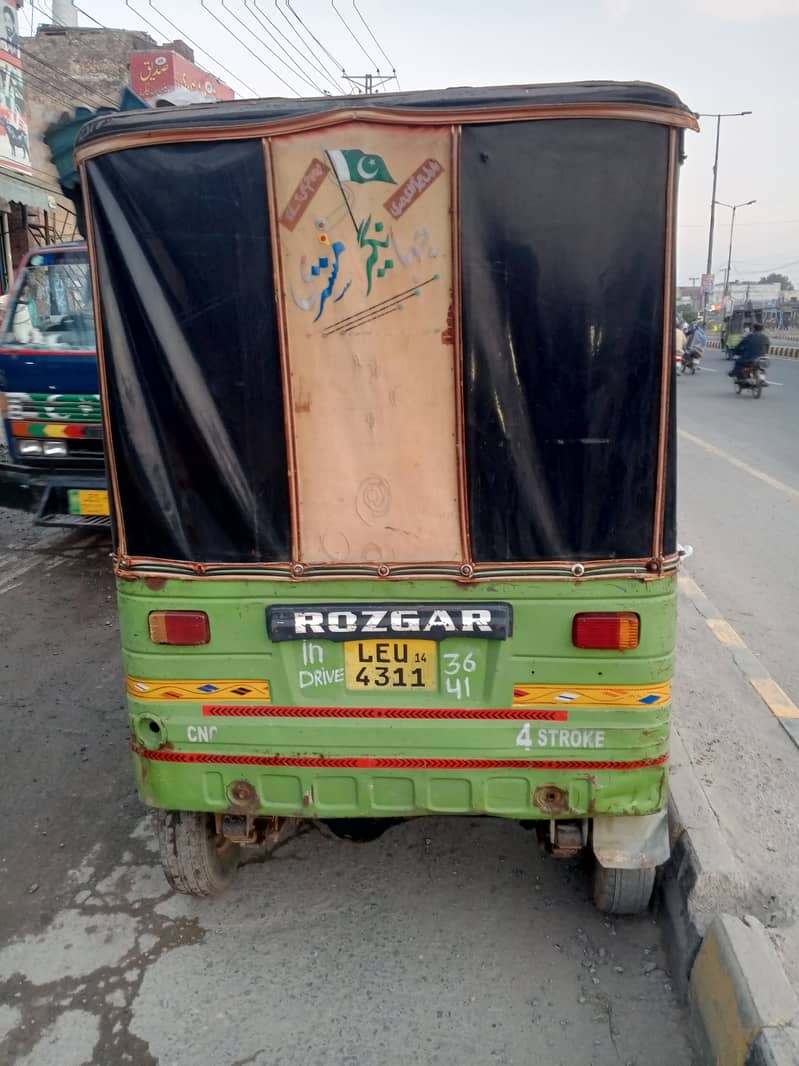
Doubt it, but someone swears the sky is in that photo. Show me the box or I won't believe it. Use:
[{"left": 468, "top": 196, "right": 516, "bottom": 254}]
[{"left": 30, "top": 0, "right": 799, "bottom": 285}]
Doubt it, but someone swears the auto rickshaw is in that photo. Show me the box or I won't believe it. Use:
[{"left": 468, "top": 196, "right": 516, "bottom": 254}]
[
  {"left": 76, "top": 81, "right": 697, "bottom": 912},
  {"left": 722, "top": 307, "right": 761, "bottom": 358}
]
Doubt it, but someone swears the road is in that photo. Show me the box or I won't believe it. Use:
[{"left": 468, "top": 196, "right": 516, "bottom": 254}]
[
  {"left": 675, "top": 347, "right": 799, "bottom": 987},
  {"left": 1, "top": 348, "right": 798, "bottom": 1064}
]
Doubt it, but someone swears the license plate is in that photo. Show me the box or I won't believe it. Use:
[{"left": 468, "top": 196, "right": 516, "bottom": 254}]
[
  {"left": 68, "top": 489, "right": 110, "bottom": 516},
  {"left": 345, "top": 640, "right": 437, "bottom": 691}
]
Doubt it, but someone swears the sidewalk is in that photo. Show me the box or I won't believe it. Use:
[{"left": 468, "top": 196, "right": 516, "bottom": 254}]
[{"left": 674, "top": 580, "right": 799, "bottom": 986}]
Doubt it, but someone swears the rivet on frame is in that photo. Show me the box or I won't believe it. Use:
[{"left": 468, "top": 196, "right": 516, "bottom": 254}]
[
  {"left": 291, "top": 563, "right": 304, "bottom": 577},
  {"left": 377, "top": 565, "right": 391, "bottom": 578},
  {"left": 571, "top": 563, "right": 585, "bottom": 577},
  {"left": 460, "top": 564, "right": 474, "bottom": 578}
]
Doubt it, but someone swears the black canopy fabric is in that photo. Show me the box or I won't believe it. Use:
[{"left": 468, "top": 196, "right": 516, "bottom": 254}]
[
  {"left": 77, "top": 82, "right": 692, "bottom": 145},
  {"left": 83, "top": 84, "right": 687, "bottom": 569}
]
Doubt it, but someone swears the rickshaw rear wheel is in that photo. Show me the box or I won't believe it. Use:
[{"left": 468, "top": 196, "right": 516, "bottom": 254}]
[
  {"left": 592, "top": 861, "right": 655, "bottom": 916},
  {"left": 156, "top": 810, "right": 241, "bottom": 897},
  {"left": 753, "top": 383, "right": 763, "bottom": 398}
]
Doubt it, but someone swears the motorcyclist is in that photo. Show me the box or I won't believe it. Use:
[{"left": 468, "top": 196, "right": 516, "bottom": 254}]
[
  {"left": 729, "top": 322, "right": 769, "bottom": 378},
  {"left": 683, "top": 318, "right": 706, "bottom": 365}
]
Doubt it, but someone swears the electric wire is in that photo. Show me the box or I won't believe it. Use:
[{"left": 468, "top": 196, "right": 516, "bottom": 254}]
[
  {"left": 220, "top": 0, "right": 323, "bottom": 94},
  {"left": 147, "top": 2, "right": 257, "bottom": 97},
  {"left": 240, "top": 0, "right": 328, "bottom": 94},
  {"left": 285, "top": 1, "right": 345, "bottom": 76},
  {"left": 330, "top": 0, "right": 377, "bottom": 70},
  {"left": 273, "top": 1, "right": 345, "bottom": 92},
  {"left": 199, "top": 0, "right": 301, "bottom": 96},
  {"left": 250, "top": 1, "right": 340, "bottom": 94},
  {"left": 351, "top": 0, "right": 399, "bottom": 87}
]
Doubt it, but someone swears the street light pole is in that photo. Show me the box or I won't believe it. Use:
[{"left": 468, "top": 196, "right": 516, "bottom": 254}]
[
  {"left": 715, "top": 199, "right": 756, "bottom": 295},
  {"left": 696, "top": 110, "right": 752, "bottom": 312}
]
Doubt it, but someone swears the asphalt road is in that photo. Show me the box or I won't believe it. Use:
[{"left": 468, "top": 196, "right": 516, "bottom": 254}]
[{"left": 2, "top": 349, "right": 799, "bottom": 1064}]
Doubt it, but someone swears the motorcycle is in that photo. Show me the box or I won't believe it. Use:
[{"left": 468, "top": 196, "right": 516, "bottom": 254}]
[
  {"left": 681, "top": 348, "right": 701, "bottom": 374},
  {"left": 732, "top": 357, "right": 769, "bottom": 398}
]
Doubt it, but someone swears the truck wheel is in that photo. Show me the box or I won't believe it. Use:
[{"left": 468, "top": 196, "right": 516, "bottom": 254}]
[
  {"left": 156, "top": 810, "right": 241, "bottom": 896},
  {"left": 592, "top": 861, "right": 655, "bottom": 915}
]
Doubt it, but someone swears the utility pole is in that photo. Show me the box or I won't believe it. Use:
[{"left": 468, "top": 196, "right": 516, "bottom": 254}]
[
  {"left": 695, "top": 110, "right": 752, "bottom": 314},
  {"left": 343, "top": 73, "right": 395, "bottom": 95},
  {"left": 716, "top": 199, "right": 756, "bottom": 295}
]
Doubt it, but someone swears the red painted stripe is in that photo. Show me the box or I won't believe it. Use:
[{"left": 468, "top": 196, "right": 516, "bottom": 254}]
[
  {"left": 131, "top": 744, "right": 667, "bottom": 772},
  {"left": 201, "top": 705, "right": 569, "bottom": 721}
]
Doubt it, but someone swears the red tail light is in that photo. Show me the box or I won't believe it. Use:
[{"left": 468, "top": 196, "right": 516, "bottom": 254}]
[
  {"left": 572, "top": 612, "right": 640, "bottom": 650},
  {"left": 148, "top": 611, "right": 210, "bottom": 646}
]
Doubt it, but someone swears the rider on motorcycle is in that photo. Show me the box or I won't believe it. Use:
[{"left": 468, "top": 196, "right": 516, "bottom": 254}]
[
  {"left": 684, "top": 319, "right": 706, "bottom": 360},
  {"left": 729, "top": 322, "right": 769, "bottom": 377}
]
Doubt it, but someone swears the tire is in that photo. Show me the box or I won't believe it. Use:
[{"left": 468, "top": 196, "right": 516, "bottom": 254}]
[
  {"left": 592, "top": 861, "right": 655, "bottom": 915},
  {"left": 156, "top": 809, "right": 241, "bottom": 896},
  {"left": 735, "top": 383, "right": 743, "bottom": 394},
  {"left": 753, "top": 383, "right": 762, "bottom": 398},
  {"left": 690, "top": 364, "right": 696, "bottom": 375}
]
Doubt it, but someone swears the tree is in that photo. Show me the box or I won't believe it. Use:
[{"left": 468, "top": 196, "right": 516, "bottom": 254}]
[
  {"left": 758, "top": 273, "right": 794, "bottom": 291},
  {"left": 677, "top": 304, "right": 697, "bottom": 323}
]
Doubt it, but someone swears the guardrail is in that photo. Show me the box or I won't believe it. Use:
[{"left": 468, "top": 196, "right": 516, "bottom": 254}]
[{"left": 707, "top": 339, "right": 798, "bottom": 359}]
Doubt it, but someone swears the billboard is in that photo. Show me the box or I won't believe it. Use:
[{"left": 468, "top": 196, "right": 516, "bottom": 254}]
[
  {"left": 130, "top": 51, "right": 234, "bottom": 103},
  {"left": 0, "top": 1, "right": 32, "bottom": 176}
]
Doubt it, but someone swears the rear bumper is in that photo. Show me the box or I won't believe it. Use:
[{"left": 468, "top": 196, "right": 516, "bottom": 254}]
[
  {"left": 0, "top": 465, "right": 109, "bottom": 527},
  {"left": 132, "top": 748, "right": 669, "bottom": 820}
]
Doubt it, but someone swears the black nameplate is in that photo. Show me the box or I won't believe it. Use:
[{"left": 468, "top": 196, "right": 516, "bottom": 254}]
[{"left": 267, "top": 603, "right": 513, "bottom": 642}]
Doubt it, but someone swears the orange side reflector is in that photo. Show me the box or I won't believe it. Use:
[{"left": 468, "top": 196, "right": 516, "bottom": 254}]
[
  {"left": 148, "top": 611, "right": 210, "bottom": 646},
  {"left": 572, "top": 612, "right": 640, "bottom": 651}
]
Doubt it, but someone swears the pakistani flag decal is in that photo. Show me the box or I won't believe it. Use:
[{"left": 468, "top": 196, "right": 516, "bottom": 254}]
[{"left": 327, "top": 148, "right": 396, "bottom": 184}]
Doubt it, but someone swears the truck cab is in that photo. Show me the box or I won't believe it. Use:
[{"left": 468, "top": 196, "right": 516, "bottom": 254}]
[{"left": 0, "top": 241, "right": 107, "bottom": 527}]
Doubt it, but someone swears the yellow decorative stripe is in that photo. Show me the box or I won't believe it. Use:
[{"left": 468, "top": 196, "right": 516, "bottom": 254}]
[
  {"left": 127, "top": 677, "right": 271, "bottom": 701},
  {"left": 513, "top": 682, "right": 671, "bottom": 708}
]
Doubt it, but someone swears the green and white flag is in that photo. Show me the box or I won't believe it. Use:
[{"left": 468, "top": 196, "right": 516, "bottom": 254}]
[{"left": 327, "top": 148, "right": 395, "bottom": 184}]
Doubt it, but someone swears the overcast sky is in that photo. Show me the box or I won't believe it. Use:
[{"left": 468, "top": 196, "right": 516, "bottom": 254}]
[{"left": 45, "top": 0, "right": 798, "bottom": 285}]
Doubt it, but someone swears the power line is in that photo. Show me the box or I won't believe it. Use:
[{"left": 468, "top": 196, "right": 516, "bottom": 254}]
[
  {"left": 199, "top": 0, "right": 301, "bottom": 96},
  {"left": 240, "top": 0, "right": 328, "bottom": 94},
  {"left": 272, "top": 1, "right": 346, "bottom": 93},
  {"left": 147, "top": 2, "right": 257, "bottom": 97},
  {"left": 220, "top": 0, "right": 323, "bottom": 95},
  {"left": 285, "top": 1, "right": 345, "bottom": 76},
  {"left": 330, "top": 0, "right": 377, "bottom": 70},
  {"left": 248, "top": 1, "right": 340, "bottom": 94},
  {"left": 351, "top": 0, "right": 399, "bottom": 87},
  {"left": 73, "top": 4, "right": 106, "bottom": 28}
]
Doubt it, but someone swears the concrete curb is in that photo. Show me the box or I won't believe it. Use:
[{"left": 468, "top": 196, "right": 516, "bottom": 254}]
[
  {"left": 690, "top": 915, "right": 799, "bottom": 1066},
  {"left": 661, "top": 733, "right": 799, "bottom": 1063}
]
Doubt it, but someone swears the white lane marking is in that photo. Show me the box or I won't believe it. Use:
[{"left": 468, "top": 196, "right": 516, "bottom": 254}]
[
  {"left": 678, "top": 429, "right": 799, "bottom": 503},
  {"left": 0, "top": 556, "right": 42, "bottom": 595},
  {"left": 697, "top": 365, "right": 718, "bottom": 373}
]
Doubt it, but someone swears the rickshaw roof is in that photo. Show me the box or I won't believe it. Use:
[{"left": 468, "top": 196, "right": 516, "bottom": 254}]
[{"left": 76, "top": 81, "right": 694, "bottom": 148}]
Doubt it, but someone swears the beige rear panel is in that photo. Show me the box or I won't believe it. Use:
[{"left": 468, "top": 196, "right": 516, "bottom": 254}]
[{"left": 271, "top": 123, "right": 462, "bottom": 565}]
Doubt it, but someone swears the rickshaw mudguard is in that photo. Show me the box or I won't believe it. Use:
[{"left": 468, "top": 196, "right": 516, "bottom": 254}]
[
  {"left": 121, "top": 574, "right": 675, "bottom": 824},
  {"left": 592, "top": 810, "right": 670, "bottom": 869}
]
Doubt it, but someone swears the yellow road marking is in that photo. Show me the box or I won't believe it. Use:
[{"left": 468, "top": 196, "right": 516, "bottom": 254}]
[
  {"left": 750, "top": 678, "right": 799, "bottom": 719},
  {"left": 678, "top": 429, "right": 799, "bottom": 502},
  {"left": 705, "top": 618, "right": 746, "bottom": 648},
  {"left": 678, "top": 573, "right": 703, "bottom": 598}
]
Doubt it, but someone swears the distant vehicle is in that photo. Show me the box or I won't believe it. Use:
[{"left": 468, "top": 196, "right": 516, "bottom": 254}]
[{"left": 0, "top": 242, "right": 107, "bottom": 527}]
